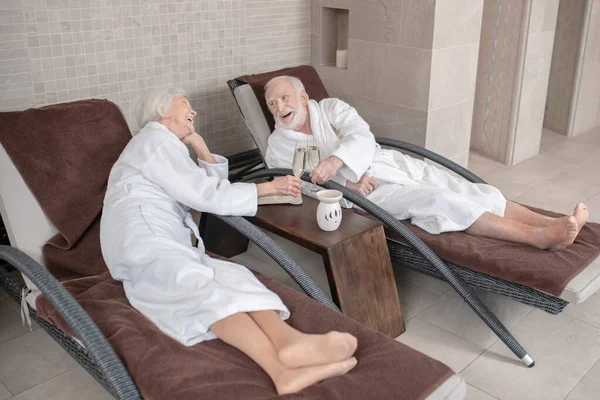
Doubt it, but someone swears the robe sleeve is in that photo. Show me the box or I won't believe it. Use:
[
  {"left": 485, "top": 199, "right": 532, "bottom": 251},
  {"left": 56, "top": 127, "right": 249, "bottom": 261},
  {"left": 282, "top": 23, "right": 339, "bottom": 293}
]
[
  {"left": 142, "top": 137, "right": 258, "bottom": 216},
  {"left": 320, "top": 98, "right": 377, "bottom": 183},
  {"left": 198, "top": 154, "right": 229, "bottom": 179}
]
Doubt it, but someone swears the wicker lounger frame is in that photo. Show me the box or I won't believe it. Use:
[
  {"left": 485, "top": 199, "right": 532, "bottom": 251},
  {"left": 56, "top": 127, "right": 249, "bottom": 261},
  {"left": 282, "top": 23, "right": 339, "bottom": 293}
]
[{"left": 0, "top": 214, "right": 337, "bottom": 400}]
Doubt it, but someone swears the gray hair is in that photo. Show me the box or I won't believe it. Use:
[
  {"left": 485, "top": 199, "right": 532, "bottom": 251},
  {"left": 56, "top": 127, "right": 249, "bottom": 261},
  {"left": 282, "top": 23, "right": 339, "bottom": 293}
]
[
  {"left": 264, "top": 75, "right": 307, "bottom": 99},
  {"left": 134, "top": 86, "right": 187, "bottom": 131}
]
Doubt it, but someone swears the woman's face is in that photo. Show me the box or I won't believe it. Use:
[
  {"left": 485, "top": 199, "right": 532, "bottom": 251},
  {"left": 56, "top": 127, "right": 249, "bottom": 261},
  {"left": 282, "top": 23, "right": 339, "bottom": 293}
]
[{"left": 158, "top": 96, "right": 197, "bottom": 139}]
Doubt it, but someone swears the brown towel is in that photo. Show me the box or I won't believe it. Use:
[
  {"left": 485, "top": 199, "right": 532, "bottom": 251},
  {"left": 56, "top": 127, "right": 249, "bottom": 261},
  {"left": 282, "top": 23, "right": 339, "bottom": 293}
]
[
  {"left": 0, "top": 100, "right": 131, "bottom": 281},
  {"left": 237, "top": 65, "right": 330, "bottom": 132},
  {"left": 36, "top": 270, "right": 453, "bottom": 400},
  {"left": 379, "top": 207, "right": 600, "bottom": 297}
]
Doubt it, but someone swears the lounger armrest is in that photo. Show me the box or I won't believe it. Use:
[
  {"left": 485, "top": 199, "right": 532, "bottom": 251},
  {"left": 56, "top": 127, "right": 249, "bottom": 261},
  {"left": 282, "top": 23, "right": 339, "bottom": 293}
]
[
  {"left": 0, "top": 245, "right": 141, "bottom": 400},
  {"left": 211, "top": 215, "right": 340, "bottom": 312},
  {"left": 375, "top": 138, "right": 486, "bottom": 184}
]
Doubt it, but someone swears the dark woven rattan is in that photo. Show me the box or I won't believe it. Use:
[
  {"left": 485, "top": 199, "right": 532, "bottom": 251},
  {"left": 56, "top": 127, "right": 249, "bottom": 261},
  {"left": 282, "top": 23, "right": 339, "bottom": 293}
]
[{"left": 386, "top": 241, "right": 567, "bottom": 314}]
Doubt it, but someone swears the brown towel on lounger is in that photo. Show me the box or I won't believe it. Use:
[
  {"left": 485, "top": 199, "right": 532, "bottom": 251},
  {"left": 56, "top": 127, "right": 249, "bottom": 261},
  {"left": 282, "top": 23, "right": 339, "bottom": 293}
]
[
  {"left": 0, "top": 99, "right": 131, "bottom": 281},
  {"left": 36, "top": 269, "right": 454, "bottom": 400}
]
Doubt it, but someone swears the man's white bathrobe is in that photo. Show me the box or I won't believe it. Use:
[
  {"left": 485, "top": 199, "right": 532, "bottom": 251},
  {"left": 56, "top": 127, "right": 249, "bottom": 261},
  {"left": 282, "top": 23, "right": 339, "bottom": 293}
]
[
  {"left": 265, "top": 99, "right": 506, "bottom": 234},
  {"left": 100, "top": 121, "right": 289, "bottom": 346}
]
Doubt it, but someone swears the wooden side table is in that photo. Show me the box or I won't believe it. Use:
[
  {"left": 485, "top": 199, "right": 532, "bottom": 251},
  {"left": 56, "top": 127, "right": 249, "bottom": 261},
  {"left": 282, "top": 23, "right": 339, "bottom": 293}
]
[{"left": 203, "top": 196, "right": 405, "bottom": 338}]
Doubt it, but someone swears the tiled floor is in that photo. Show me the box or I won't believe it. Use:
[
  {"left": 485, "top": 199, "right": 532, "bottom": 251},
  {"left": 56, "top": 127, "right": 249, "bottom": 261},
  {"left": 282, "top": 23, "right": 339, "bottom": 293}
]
[{"left": 0, "top": 127, "right": 599, "bottom": 399}]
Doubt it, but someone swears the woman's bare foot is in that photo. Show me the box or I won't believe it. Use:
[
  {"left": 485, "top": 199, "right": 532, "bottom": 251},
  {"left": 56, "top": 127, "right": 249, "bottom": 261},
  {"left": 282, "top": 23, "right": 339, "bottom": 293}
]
[
  {"left": 535, "top": 216, "right": 578, "bottom": 250},
  {"left": 277, "top": 331, "right": 358, "bottom": 368},
  {"left": 274, "top": 357, "right": 358, "bottom": 395}
]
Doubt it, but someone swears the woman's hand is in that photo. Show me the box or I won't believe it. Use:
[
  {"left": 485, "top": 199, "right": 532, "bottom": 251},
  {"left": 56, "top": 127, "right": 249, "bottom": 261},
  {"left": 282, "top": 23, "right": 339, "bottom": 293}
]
[
  {"left": 257, "top": 176, "right": 302, "bottom": 198},
  {"left": 181, "top": 132, "right": 216, "bottom": 164},
  {"left": 346, "top": 175, "right": 377, "bottom": 197}
]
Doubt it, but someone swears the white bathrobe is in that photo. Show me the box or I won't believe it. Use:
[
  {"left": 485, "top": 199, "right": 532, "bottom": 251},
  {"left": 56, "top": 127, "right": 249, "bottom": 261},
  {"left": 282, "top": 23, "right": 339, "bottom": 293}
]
[
  {"left": 100, "top": 121, "right": 289, "bottom": 346},
  {"left": 265, "top": 99, "right": 506, "bottom": 234}
]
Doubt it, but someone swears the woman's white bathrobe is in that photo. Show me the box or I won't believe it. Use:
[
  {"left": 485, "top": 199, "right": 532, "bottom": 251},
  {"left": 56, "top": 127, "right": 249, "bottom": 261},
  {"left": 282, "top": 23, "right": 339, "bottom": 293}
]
[
  {"left": 100, "top": 121, "right": 289, "bottom": 346},
  {"left": 265, "top": 99, "right": 506, "bottom": 234}
]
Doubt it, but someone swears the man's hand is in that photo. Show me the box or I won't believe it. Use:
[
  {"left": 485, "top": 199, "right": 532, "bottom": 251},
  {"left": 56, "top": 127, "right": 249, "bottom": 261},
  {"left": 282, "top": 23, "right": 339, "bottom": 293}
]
[
  {"left": 346, "top": 175, "right": 378, "bottom": 197},
  {"left": 257, "top": 176, "right": 302, "bottom": 198},
  {"left": 310, "top": 156, "right": 344, "bottom": 184}
]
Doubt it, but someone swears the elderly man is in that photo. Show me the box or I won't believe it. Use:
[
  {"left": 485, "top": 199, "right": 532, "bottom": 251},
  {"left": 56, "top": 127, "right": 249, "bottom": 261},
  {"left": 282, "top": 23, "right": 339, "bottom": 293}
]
[{"left": 264, "top": 76, "right": 589, "bottom": 251}]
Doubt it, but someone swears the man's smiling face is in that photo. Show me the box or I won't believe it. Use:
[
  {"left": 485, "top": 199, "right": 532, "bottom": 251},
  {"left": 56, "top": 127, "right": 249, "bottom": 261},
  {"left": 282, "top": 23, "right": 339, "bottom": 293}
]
[{"left": 265, "top": 79, "right": 308, "bottom": 130}]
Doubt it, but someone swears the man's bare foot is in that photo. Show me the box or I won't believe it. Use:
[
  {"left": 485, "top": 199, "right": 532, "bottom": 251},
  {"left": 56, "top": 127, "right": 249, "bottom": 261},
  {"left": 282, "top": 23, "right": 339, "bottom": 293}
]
[
  {"left": 277, "top": 331, "right": 358, "bottom": 368},
  {"left": 274, "top": 357, "right": 357, "bottom": 395},
  {"left": 536, "top": 216, "right": 578, "bottom": 250},
  {"left": 573, "top": 203, "right": 589, "bottom": 236}
]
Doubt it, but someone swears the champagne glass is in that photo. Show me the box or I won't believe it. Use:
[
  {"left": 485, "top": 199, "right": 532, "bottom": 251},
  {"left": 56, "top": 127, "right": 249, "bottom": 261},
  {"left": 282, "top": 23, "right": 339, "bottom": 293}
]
[
  {"left": 292, "top": 141, "right": 306, "bottom": 180},
  {"left": 306, "top": 140, "right": 321, "bottom": 193}
]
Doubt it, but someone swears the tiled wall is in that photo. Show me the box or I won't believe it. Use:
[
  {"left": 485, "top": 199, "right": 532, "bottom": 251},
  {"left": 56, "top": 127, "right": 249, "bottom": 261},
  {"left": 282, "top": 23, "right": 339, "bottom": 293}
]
[
  {"left": 310, "top": 0, "right": 482, "bottom": 167},
  {"left": 544, "top": 0, "right": 587, "bottom": 135},
  {"left": 425, "top": 0, "right": 483, "bottom": 167},
  {"left": 572, "top": 0, "right": 600, "bottom": 135},
  {"left": 471, "top": 0, "right": 558, "bottom": 166},
  {"left": 512, "top": 0, "right": 559, "bottom": 164},
  {"left": 0, "top": 0, "right": 310, "bottom": 156}
]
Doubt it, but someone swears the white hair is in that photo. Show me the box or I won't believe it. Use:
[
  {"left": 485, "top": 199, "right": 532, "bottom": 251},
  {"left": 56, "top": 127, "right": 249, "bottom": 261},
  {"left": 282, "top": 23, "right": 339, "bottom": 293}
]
[
  {"left": 134, "top": 87, "right": 187, "bottom": 132},
  {"left": 264, "top": 75, "right": 308, "bottom": 99}
]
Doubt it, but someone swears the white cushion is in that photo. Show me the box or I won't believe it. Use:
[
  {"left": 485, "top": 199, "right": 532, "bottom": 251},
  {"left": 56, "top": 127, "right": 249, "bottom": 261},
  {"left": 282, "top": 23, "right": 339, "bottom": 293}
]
[
  {"left": 233, "top": 84, "right": 271, "bottom": 159},
  {"left": 0, "top": 142, "right": 57, "bottom": 292},
  {"left": 560, "top": 255, "right": 600, "bottom": 304}
]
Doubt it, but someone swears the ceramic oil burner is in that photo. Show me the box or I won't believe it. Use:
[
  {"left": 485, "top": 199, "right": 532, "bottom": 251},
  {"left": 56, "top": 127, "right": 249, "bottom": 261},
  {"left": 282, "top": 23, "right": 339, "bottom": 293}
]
[{"left": 315, "top": 189, "right": 343, "bottom": 231}]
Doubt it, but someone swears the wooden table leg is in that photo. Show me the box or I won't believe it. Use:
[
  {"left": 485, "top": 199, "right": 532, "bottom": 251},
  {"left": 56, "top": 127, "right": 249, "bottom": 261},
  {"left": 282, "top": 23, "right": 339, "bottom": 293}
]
[{"left": 322, "top": 225, "right": 405, "bottom": 337}]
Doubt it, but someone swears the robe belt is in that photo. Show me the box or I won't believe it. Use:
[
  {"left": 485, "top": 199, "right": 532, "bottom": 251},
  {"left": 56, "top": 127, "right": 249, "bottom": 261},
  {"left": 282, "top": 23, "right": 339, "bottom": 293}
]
[{"left": 183, "top": 213, "right": 201, "bottom": 241}]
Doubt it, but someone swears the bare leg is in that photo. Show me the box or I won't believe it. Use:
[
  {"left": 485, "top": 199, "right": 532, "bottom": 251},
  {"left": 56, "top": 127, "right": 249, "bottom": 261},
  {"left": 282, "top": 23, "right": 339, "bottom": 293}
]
[
  {"left": 211, "top": 312, "right": 357, "bottom": 395},
  {"left": 466, "top": 211, "right": 578, "bottom": 250},
  {"left": 504, "top": 201, "right": 589, "bottom": 229},
  {"left": 249, "top": 310, "right": 357, "bottom": 368},
  {"left": 504, "top": 201, "right": 559, "bottom": 226}
]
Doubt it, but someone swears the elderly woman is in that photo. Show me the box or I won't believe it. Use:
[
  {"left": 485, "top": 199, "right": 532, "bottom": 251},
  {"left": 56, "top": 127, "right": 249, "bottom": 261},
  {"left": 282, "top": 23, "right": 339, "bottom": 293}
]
[{"left": 100, "top": 87, "right": 358, "bottom": 395}]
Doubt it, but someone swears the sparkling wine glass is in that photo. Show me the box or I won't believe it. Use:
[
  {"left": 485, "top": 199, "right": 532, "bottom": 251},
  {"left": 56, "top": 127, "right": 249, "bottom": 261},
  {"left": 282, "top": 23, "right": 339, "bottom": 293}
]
[
  {"left": 292, "top": 141, "right": 306, "bottom": 179},
  {"left": 306, "top": 140, "right": 321, "bottom": 193}
]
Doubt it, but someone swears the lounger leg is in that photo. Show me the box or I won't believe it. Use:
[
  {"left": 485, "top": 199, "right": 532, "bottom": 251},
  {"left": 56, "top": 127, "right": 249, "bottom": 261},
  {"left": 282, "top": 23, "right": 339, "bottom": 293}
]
[{"left": 462, "top": 287, "right": 535, "bottom": 367}]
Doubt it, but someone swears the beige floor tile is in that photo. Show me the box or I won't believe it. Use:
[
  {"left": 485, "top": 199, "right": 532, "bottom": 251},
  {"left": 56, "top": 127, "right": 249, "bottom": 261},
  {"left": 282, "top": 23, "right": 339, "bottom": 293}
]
[
  {"left": 482, "top": 174, "right": 535, "bottom": 200},
  {"left": 393, "top": 266, "right": 454, "bottom": 296},
  {"left": 9, "top": 367, "right": 112, "bottom": 400},
  {"left": 539, "top": 135, "right": 600, "bottom": 166},
  {"left": 514, "top": 182, "right": 587, "bottom": 214},
  {"left": 0, "top": 329, "right": 77, "bottom": 395},
  {"left": 543, "top": 171, "right": 600, "bottom": 203},
  {"left": 462, "top": 310, "right": 600, "bottom": 400},
  {"left": 488, "top": 153, "right": 573, "bottom": 187},
  {"left": 0, "top": 298, "right": 37, "bottom": 345},
  {"left": 584, "top": 193, "right": 600, "bottom": 223},
  {"left": 467, "top": 152, "right": 510, "bottom": 180},
  {"left": 230, "top": 243, "right": 286, "bottom": 279},
  {"left": 396, "top": 319, "right": 485, "bottom": 373},
  {"left": 417, "top": 289, "right": 533, "bottom": 349},
  {"left": 395, "top": 277, "right": 444, "bottom": 321},
  {"left": 0, "top": 289, "right": 7, "bottom": 300},
  {"left": 0, "top": 381, "right": 10, "bottom": 400},
  {"left": 565, "top": 359, "right": 600, "bottom": 400},
  {"left": 464, "top": 384, "right": 498, "bottom": 400},
  {"left": 564, "top": 290, "right": 600, "bottom": 329}
]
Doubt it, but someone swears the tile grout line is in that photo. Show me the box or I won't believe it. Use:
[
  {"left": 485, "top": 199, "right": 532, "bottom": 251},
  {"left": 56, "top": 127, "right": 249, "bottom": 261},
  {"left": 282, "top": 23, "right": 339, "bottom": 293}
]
[{"left": 2, "top": 365, "right": 80, "bottom": 398}]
